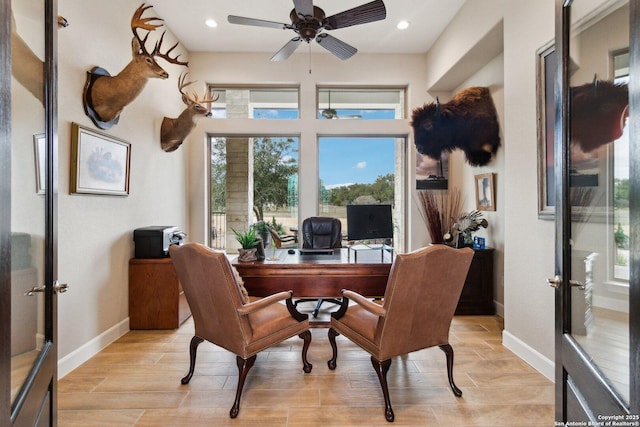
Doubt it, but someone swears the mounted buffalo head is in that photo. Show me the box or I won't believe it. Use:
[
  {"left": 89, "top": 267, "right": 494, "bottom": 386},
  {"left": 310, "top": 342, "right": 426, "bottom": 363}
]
[
  {"left": 411, "top": 86, "right": 501, "bottom": 167},
  {"left": 571, "top": 78, "right": 628, "bottom": 153}
]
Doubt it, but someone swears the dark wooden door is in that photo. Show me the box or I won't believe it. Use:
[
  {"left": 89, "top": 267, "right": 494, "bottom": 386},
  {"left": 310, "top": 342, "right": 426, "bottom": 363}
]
[
  {"left": 1, "top": 0, "right": 59, "bottom": 425},
  {"left": 553, "top": 0, "right": 639, "bottom": 422}
]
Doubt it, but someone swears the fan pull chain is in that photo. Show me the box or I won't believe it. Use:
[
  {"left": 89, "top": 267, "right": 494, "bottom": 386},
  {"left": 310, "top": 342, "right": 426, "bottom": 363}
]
[{"left": 308, "top": 44, "right": 312, "bottom": 74}]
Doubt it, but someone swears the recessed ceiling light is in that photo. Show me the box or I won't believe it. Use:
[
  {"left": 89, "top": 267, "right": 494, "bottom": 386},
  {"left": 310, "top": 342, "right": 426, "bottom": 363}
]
[
  {"left": 397, "top": 20, "right": 409, "bottom": 30},
  {"left": 205, "top": 19, "right": 218, "bottom": 28}
]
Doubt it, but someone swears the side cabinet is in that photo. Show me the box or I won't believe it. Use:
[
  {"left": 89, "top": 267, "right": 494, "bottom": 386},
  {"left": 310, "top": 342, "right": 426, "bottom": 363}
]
[
  {"left": 129, "top": 258, "right": 191, "bottom": 329},
  {"left": 455, "top": 248, "right": 495, "bottom": 315}
]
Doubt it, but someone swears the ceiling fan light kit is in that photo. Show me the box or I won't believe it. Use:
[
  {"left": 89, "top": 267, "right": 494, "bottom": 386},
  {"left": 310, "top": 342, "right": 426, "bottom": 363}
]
[{"left": 228, "top": 0, "right": 386, "bottom": 62}]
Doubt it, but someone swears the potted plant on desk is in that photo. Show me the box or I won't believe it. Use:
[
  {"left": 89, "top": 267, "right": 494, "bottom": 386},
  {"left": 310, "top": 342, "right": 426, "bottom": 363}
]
[{"left": 232, "top": 228, "right": 259, "bottom": 262}]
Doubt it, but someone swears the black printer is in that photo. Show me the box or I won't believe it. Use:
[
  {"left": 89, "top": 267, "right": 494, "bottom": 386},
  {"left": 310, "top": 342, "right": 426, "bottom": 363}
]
[{"left": 133, "top": 226, "right": 186, "bottom": 258}]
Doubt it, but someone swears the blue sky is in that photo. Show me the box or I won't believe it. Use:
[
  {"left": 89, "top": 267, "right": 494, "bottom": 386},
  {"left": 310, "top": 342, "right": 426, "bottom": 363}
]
[
  {"left": 318, "top": 109, "right": 396, "bottom": 187},
  {"left": 319, "top": 137, "right": 395, "bottom": 187}
]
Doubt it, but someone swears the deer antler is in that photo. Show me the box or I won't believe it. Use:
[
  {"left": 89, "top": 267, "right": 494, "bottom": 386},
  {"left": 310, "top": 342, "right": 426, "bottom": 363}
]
[
  {"left": 152, "top": 32, "right": 189, "bottom": 67},
  {"left": 131, "top": 4, "right": 163, "bottom": 34},
  {"left": 131, "top": 4, "right": 164, "bottom": 55},
  {"left": 178, "top": 72, "right": 217, "bottom": 105}
]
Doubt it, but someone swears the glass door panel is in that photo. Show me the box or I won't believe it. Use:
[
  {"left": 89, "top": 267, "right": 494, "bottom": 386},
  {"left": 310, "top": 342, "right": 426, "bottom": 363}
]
[
  {"left": 567, "top": 0, "right": 630, "bottom": 404},
  {"left": 10, "top": 0, "right": 47, "bottom": 405}
]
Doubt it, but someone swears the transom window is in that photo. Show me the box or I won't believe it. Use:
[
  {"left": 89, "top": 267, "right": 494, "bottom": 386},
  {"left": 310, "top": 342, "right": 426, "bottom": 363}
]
[
  {"left": 208, "top": 86, "right": 299, "bottom": 119},
  {"left": 317, "top": 87, "right": 405, "bottom": 120}
]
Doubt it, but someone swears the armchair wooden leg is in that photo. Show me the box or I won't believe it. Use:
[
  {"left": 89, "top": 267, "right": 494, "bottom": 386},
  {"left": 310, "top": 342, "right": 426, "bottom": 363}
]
[
  {"left": 181, "top": 336, "right": 204, "bottom": 384},
  {"left": 371, "top": 357, "right": 394, "bottom": 422},
  {"left": 230, "top": 354, "right": 257, "bottom": 418},
  {"left": 299, "top": 330, "right": 313, "bottom": 373},
  {"left": 327, "top": 328, "right": 339, "bottom": 370},
  {"left": 439, "top": 344, "right": 462, "bottom": 397}
]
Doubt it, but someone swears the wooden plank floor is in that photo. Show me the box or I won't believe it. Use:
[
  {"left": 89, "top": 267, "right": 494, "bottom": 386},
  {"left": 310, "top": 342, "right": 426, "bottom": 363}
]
[{"left": 58, "top": 314, "right": 554, "bottom": 426}]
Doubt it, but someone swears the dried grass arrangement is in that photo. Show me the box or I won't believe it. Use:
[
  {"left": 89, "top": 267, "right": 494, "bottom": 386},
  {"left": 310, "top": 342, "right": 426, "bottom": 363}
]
[{"left": 418, "top": 188, "right": 462, "bottom": 243}]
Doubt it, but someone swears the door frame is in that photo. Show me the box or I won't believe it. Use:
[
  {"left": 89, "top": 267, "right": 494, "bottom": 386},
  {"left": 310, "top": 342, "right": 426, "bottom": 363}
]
[
  {"left": 1, "top": 0, "right": 59, "bottom": 425},
  {"left": 1, "top": 0, "right": 13, "bottom": 419},
  {"left": 628, "top": 0, "right": 640, "bottom": 416},
  {"left": 554, "top": 0, "right": 640, "bottom": 421}
]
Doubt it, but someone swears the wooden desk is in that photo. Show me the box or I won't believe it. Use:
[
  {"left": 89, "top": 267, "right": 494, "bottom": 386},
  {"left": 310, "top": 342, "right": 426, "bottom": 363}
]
[
  {"left": 233, "top": 248, "right": 392, "bottom": 299},
  {"left": 234, "top": 247, "right": 495, "bottom": 317}
]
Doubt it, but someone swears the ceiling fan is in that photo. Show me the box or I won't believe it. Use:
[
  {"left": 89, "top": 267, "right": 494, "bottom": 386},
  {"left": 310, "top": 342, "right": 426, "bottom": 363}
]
[
  {"left": 227, "top": 0, "right": 386, "bottom": 61},
  {"left": 321, "top": 91, "right": 362, "bottom": 119}
]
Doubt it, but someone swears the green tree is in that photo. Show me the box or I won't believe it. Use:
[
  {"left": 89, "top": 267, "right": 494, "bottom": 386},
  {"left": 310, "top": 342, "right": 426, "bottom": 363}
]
[
  {"left": 369, "top": 173, "right": 394, "bottom": 204},
  {"left": 614, "top": 222, "right": 629, "bottom": 249},
  {"left": 210, "top": 137, "right": 226, "bottom": 211},
  {"left": 614, "top": 178, "right": 629, "bottom": 208},
  {"left": 253, "top": 137, "right": 298, "bottom": 220},
  {"left": 327, "top": 173, "right": 394, "bottom": 206}
]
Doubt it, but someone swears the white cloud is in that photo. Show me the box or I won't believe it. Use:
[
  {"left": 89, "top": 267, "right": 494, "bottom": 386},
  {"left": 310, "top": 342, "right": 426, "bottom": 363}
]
[{"left": 355, "top": 161, "right": 367, "bottom": 169}]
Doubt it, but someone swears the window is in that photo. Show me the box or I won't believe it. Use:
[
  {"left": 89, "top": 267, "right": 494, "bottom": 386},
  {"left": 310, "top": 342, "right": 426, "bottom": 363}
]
[
  {"left": 209, "top": 135, "right": 299, "bottom": 250},
  {"left": 611, "top": 50, "right": 629, "bottom": 282},
  {"left": 318, "top": 136, "right": 405, "bottom": 248},
  {"left": 208, "top": 87, "right": 299, "bottom": 119},
  {"left": 208, "top": 85, "right": 407, "bottom": 252},
  {"left": 317, "top": 88, "right": 405, "bottom": 120}
]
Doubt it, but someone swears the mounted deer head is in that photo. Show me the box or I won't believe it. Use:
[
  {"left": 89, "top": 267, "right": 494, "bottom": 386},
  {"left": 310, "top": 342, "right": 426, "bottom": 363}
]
[
  {"left": 160, "top": 72, "right": 217, "bottom": 152},
  {"left": 83, "top": 3, "right": 188, "bottom": 129}
]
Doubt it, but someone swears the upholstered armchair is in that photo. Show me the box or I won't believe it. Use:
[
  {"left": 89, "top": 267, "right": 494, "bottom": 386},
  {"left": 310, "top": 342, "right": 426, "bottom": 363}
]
[
  {"left": 169, "top": 243, "right": 312, "bottom": 419},
  {"left": 327, "top": 245, "right": 474, "bottom": 422},
  {"left": 296, "top": 216, "right": 343, "bottom": 317}
]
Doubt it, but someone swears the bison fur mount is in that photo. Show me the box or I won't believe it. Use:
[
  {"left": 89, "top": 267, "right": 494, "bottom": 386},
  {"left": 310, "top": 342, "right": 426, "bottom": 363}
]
[
  {"left": 411, "top": 87, "right": 500, "bottom": 166},
  {"left": 571, "top": 79, "right": 628, "bottom": 153}
]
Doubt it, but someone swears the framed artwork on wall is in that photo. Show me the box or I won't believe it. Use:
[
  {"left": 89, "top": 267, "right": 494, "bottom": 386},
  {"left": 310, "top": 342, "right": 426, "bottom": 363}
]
[
  {"left": 475, "top": 173, "right": 495, "bottom": 211},
  {"left": 415, "top": 152, "right": 449, "bottom": 190},
  {"left": 70, "top": 123, "right": 131, "bottom": 196}
]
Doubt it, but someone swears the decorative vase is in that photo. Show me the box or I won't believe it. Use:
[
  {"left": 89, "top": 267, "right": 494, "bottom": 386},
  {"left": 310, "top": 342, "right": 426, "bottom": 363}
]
[{"left": 237, "top": 247, "right": 258, "bottom": 262}]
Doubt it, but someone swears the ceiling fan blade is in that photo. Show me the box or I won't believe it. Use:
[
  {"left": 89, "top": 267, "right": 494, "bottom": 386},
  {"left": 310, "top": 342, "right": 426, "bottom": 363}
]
[
  {"left": 293, "top": 0, "right": 314, "bottom": 19},
  {"left": 315, "top": 33, "right": 357, "bottom": 60},
  {"left": 227, "top": 15, "right": 290, "bottom": 30},
  {"left": 321, "top": 108, "right": 337, "bottom": 119},
  {"left": 271, "top": 37, "right": 303, "bottom": 61},
  {"left": 323, "top": 0, "right": 386, "bottom": 30}
]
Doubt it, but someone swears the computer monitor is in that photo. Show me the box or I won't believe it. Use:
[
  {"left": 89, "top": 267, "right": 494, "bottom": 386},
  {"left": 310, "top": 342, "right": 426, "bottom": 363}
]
[{"left": 346, "top": 204, "right": 393, "bottom": 241}]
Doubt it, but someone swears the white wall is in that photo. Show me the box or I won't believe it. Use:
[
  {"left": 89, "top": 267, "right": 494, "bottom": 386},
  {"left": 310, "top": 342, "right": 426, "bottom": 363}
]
[
  {"left": 56, "top": 0, "right": 187, "bottom": 374},
  {"left": 502, "top": 1, "right": 556, "bottom": 377}
]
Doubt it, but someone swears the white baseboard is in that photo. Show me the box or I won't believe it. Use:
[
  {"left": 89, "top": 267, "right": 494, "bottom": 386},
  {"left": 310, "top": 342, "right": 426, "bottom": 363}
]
[
  {"left": 502, "top": 330, "right": 555, "bottom": 382},
  {"left": 57, "top": 318, "right": 130, "bottom": 379}
]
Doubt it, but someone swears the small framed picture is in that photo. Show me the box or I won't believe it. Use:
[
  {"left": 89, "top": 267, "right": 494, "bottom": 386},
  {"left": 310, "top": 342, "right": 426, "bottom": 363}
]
[
  {"left": 33, "top": 133, "right": 46, "bottom": 195},
  {"left": 475, "top": 173, "right": 496, "bottom": 211},
  {"left": 70, "top": 123, "right": 131, "bottom": 196}
]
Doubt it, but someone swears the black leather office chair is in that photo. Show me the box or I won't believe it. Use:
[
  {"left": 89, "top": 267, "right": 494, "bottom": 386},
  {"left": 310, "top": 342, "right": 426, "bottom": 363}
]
[{"left": 296, "top": 217, "right": 343, "bottom": 317}]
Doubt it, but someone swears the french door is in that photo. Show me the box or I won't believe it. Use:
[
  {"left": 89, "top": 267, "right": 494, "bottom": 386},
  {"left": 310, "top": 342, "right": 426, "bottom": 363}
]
[
  {"left": 1, "top": 0, "right": 59, "bottom": 425},
  {"left": 553, "top": 0, "right": 639, "bottom": 422}
]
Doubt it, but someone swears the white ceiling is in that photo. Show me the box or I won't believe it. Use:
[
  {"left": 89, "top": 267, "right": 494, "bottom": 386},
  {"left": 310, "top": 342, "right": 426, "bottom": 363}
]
[{"left": 145, "top": 0, "right": 466, "bottom": 56}]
